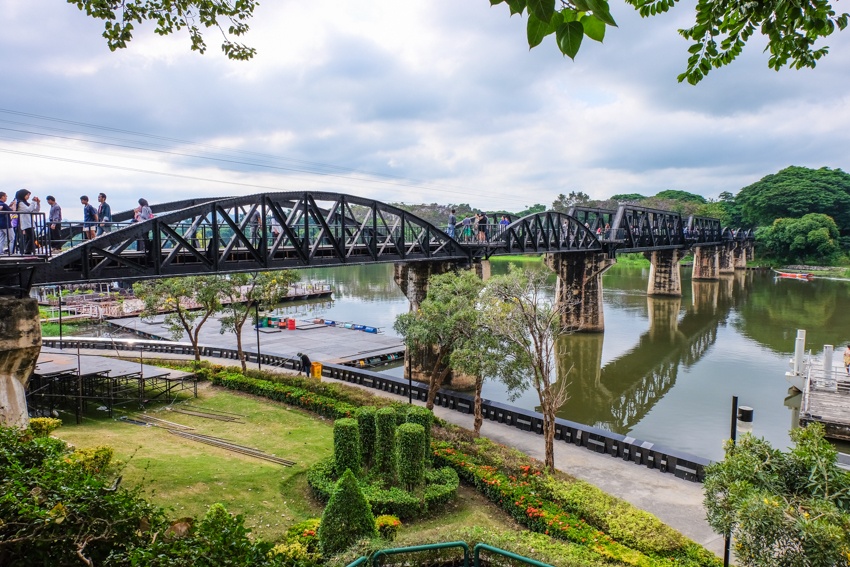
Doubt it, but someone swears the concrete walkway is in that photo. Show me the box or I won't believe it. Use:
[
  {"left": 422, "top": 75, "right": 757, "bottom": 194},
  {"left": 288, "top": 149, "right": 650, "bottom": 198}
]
[{"left": 58, "top": 347, "right": 726, "bottom": 558}]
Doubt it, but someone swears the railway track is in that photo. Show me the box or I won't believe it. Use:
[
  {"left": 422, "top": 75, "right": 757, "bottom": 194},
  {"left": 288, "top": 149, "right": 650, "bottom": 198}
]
[{"left": 167, "top": 430, "right": 295, "bottom": 466}]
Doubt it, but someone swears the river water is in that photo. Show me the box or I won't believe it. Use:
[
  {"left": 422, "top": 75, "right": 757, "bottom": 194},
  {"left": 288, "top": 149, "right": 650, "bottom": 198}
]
[{"left": 285, "top": 260, "right": 850, "bottom": 461}]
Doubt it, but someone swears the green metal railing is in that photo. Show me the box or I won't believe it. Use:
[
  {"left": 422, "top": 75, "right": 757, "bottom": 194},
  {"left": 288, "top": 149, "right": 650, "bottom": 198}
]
[{"left": 345, "top": 541, "right": 555, "bottom": 567}]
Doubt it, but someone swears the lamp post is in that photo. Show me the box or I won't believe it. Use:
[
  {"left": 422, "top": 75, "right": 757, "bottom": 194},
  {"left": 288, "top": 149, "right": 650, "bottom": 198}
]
[
  {"left": 407, "top": 344, "right": 412, "bottom": 404},
  {"left": 724, "top": 396, "right": 754, "bottom": 567},
  {"left": 58, "top": 285, "right": 63, "bottom": 350}
]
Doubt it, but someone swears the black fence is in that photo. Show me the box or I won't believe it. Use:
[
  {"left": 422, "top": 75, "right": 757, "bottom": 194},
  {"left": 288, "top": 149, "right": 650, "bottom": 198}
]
[{"left": 40, "top": 336, "right": 710, "bottom": 482}]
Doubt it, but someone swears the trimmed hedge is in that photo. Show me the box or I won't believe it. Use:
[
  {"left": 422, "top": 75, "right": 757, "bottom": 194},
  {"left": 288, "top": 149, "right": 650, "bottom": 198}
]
[
  {"left": 307, "top": 457, "right": 459, "bottom": 520},
  {"left": 318, "top": 470, "right": 376, "bottom": 555},
  {"left": 355, "top": 406, "right": 377, "bottom": 467},
  {"left": 405, "top": 406, "right": 433, "bottom": 463},
  {"left": 374, "top": 407, "right": 397, "bottom": 482},
  {"left": 333, "top": 419, "right": 361, "bottom": 476},
  {"left": 397, "top": 423, "right": 425, "bottom": 489},
  {"left": 210, "top": 371, "right": 356, "bottom": 419}
]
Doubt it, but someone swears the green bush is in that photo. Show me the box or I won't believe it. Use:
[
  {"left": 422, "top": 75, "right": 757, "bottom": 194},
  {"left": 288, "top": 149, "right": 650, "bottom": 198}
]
[
  {"left": 333, "top": 418, "right": 361, "bottom": 476},
  {"left": 68, "top": 445, "right": 115, "bottom": 475},
  {"left": 541, "top": 477, "right": 688, "bottom": 554},
  {"left": 318, "top": 470, "right": 376, "bottom": 555},
  {"left": 285, "top": 518, "right": 321, "bottom": 554},
  {"left": 374, "top": 407, "right": 397, "bottom": 482},
  {"left": 355, "top": 406, "right": 377, "bottom": 467},
  {"left": 28, "top": 417, "right": 62, "bottom": 437},
  {"left": 375, "top": 515, "right": 401, "bottom": 541},
  {"left": 405, "top": 406, "right": 433, "bottom": 462},
  {"left": 396, "top": 423, "right": 425, "bottom": 489}
]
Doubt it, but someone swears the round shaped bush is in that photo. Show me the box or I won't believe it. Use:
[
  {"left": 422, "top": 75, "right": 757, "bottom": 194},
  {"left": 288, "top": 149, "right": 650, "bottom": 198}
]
[
  {"left": 333, "top": 418, "right": 361, "bottom": 476},
  {"left": 397, "top": 423, "right": 425, "bottom": 489}
]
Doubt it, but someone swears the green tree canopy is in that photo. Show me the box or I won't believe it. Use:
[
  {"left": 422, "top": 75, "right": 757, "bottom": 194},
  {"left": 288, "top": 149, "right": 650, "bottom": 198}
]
[
  {"left": 552, "top": 191, "right": 591, "bottom": 213},
  {"left": 67, "top": 0, "right": 258, "bottom": 60},
  {"left": 611, "top": 193, "right": 646, "bottom": 202},
  {"left": 703, "top": 424, "right": 850, "bottom": 567},
  {"left": 654, "top": 190, "right": 707, "bottom": 204},
  {"left": 755, "top": 213, "right": 843, "bottom": 264},
  {"left": 737, "top": 166, "right": 850, "bottom": 233}
]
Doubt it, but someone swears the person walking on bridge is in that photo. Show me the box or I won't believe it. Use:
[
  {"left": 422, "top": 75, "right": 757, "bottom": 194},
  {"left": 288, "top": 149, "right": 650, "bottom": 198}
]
[
  {"left": 0, "top": 192, "right": 13, "bottom": 255},
  {"left": 80, "top": 196, "right": 97, "bottom": 240},
  {"left": 46, "top": 196, "right": 62, "bottom": 251},
  {"left": 96, "top": 193, "right": 112, "bottom": 236},
  {"left": 447, "top": 209, "right": 456, "bottom": 239},
  {"left": 16, "top": 189, "right": 40, "bottom": 254}
]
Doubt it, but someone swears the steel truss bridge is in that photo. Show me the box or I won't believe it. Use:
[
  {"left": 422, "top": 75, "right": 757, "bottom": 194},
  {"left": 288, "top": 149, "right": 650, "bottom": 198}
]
[{"left": 0, "top": 191, "right": 753, "bottom": 292}]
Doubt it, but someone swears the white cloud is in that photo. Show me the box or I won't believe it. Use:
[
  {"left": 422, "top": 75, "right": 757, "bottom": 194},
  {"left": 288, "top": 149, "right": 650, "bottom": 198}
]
[{"left": 2, "top": 0, "right": 849, "bottom": 216}]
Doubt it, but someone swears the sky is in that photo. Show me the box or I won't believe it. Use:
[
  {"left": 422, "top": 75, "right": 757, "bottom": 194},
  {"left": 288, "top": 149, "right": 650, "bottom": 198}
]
[{"left": 2, "top": 1, "right": 849, "bottom": 219}]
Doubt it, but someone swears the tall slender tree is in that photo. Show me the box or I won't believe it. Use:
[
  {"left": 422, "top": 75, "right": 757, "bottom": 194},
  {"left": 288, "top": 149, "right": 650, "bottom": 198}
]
[
  {"left": 218, "top": 271, "right": 298, "bottom": 372},
  {"left": 481, "top": 265, "right": 575, "bottom": 470},
  {"left": 133, "top": 276, "right": 222, "bottom": 362}
]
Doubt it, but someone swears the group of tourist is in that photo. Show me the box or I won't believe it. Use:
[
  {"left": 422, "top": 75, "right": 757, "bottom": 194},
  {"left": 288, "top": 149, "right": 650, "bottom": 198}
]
[
  {"left": 447, "top": 209, "right": 510, "bottom": 243},
  {"left": 0, "top": 190, "right": 153, "bottom": 255}
]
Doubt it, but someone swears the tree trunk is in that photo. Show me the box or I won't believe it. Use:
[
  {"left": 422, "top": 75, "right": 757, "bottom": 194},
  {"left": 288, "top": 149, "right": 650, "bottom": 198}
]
[
  {"left": 473, "top": 375, "right": 484, "bottom": 436},
  {"left": 236, "top": 322, "right": 246, "bottom": 372},
  {"left": 543, "top": 414, "right": 555, "bottom": 471},
  {"left": 425, "top": 350, "right": 450, "bottom": 410}
]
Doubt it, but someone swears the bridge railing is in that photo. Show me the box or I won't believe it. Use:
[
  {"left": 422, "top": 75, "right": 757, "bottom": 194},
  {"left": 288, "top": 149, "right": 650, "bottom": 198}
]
[{"left": 0, "top": 211, "right": 51, "bottom": 258}]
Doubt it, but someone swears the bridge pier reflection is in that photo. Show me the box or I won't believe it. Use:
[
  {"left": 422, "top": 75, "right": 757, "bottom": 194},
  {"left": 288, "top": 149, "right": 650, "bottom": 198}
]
[{"left": 545, "top": 252, "right": 615, "bottom": 332}]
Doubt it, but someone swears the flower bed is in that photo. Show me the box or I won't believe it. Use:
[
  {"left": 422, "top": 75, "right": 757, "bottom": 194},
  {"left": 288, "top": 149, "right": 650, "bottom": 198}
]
[{"left": 433, "top": 443, "right": 719, "bottom": 567}]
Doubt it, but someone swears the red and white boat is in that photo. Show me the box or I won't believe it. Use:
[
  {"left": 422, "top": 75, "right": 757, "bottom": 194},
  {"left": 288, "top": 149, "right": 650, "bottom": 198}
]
[{"left": 773, "top": 269, "right": 814, "bottom": 280}]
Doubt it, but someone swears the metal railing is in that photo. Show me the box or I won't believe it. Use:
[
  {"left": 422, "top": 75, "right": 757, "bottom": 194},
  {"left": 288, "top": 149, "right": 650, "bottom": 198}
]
[
  {"left": 346, "top": 542, "right": 558, "bottom": 567},
  {"left": 0, "top": 211, "right": 50, "bottom": 257}
]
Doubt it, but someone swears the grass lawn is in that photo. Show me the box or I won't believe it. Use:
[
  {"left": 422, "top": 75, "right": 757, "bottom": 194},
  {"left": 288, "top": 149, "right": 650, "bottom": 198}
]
[{"left": 52, "top": 385, "right": 520, "bottom": 544}]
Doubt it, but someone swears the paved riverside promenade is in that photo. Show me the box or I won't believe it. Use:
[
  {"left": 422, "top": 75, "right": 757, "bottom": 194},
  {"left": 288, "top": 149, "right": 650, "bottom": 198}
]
[{"left": 49, "top": 345, "right": 726, "bottom": 559}]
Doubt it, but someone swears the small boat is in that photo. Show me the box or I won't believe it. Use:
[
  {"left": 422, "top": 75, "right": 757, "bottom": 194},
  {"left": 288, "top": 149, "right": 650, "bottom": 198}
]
[{"left": 773, "top": 269, "right": 814, "bottom": 280}]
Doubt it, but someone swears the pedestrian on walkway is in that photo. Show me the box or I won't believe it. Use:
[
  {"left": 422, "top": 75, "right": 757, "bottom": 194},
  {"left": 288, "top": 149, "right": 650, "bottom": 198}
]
[
  {"left": 298, "top": 352, "right": 312, "bottom": 377},
  {"left": 135, "top": 198, "right": 153, "bottom": 259},
  {"left": 96, "top": 193, "right": 112, "bottom": 236},
  {"left": 461, "top": 215, "right": 473, "bottom": 242},
  {"left": 80, "top": 196, "right": 98, "bottom": 240},
  {"left": 447, "top": 209, "right": 456, "bottom": 238},
  {"left": 0, "top": 192, "right": 13, "bottom": 255},
  {"left": 46, "top": 195, "right": 62, "bottom": 251},
  {"left": 16, "top": 189, "right": 40, "bottom": 254}
]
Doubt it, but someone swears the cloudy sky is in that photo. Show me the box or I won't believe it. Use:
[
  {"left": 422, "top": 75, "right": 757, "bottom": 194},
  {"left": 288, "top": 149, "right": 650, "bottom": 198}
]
[{"left": 2, "top": 1, "right": 849, "bottom": 219}]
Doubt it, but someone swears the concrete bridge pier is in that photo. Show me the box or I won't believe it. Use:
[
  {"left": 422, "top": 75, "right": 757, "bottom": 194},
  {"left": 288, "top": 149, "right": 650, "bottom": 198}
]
[
  {"left": 545, "top": 252, "right": 615, "bottom": 332},
  {"left": 644, "top": 249, "right": 685, "bottom": 296},
  {"left": 732, "top": 244, "right": 748, "bottom": 269},
  {"left": 692, "top": 245, "right": 720, "bottom": 280},
  {"left": 718, "top": 243, "right": 734, "bottom": 274},
  {"left": 0, "top": 297, "right": 42, "bottom": 429}
]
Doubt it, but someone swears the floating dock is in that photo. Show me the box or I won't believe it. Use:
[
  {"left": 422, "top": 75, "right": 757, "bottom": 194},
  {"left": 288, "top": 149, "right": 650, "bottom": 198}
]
[{"left": 787, "top": 330, "right": 850, "bottom": 440}]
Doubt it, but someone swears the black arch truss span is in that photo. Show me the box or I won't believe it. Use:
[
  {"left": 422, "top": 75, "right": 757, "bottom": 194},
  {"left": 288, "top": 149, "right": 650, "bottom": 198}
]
[{"left": 33, "top": 192, "right": 472, "bottom": 286}]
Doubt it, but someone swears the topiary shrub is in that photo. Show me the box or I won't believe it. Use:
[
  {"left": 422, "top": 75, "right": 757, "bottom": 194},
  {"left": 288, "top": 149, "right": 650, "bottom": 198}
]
[
  {"left": 405, "top": 406, "right": 433, "bottom": 463},
  {"left": 396, "top": 423, "right": 425, "bottom": 490},
  {"left": 318, "top": 469, "right": 376, "bottom": 555},
  {"left": 355, "top": 406, "right": 377, "bottom": 467},
  {"left": 333, "top": 418, "right": 361, "bottom": 476},
  {"left": 374, "top": 407, "right": 397, "bottom": 482},
  {"left": 68, "top": 445, "right": 115, "bottom": 475},
  {"left": 375, "top": 515, "right": 402, "bottom": 541},
  {"left": 28, "top": 417, "right": 62, "bottom": 438}
]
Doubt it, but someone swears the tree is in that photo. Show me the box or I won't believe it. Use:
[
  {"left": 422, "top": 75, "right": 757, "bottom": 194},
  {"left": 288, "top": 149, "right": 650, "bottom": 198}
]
[
  {"left": 218, "top": 271, "right": 297, "bottom": 372},
  {"left": 67, "top": 0, "right": 258, "bottom": 60},
  {"left": 736, "top": 166, "right": 850, "bottom": 233},
  {"left": 611, "top": 193, "right": 646, "bottom": 203},
  {"left": 393, "top": 270, "right": 484, "bottom": 410},
  {"left": 653, "top": 190, "right": 707, "bottom": 204},
  {"left": 552, "top": 191, "right": 590, "bottom": 213},
  {"left": 755, "top": 213, "right": 843, "bottom": 264},
  {"left": 480, "top": 265, "right": 572, "bottom": 470},
  {"left": 703, "top": 424, "right": 850, "bottom": 567},
  {"left": 133, "top": 276, "right": 222, "bottom": 362},
  {"left": 491, "top": 0, "right": 849, "bottom": 84},
  {"left": 515, "top": 203, "right": 548, "bottom": 217}
]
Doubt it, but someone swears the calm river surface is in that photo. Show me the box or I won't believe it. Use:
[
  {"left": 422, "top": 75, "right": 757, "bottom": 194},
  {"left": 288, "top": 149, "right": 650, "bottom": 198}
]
[{"left": 287, "top": 260, "right": 850, "bottom": 461}]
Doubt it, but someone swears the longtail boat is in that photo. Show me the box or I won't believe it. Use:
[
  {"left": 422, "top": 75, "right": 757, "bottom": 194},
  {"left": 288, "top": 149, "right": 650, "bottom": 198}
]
[{"left": 773, "top": 269, "right": 814, "bottom": 280}]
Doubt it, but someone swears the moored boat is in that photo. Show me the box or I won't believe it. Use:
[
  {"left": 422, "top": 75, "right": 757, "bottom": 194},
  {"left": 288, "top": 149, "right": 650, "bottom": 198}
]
[{"left": 773, "top": 269, "right": 814, "bottom": 280}]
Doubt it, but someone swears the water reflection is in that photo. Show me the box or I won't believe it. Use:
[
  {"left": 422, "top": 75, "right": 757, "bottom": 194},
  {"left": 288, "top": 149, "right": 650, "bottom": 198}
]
[{"left": 265, "top": 262, "right": 850, "bottom": 460}]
